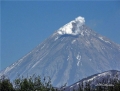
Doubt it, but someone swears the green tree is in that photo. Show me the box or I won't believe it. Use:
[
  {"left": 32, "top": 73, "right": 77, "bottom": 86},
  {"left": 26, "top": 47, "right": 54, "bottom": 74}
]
[
  {"left": 13, "top": 75, "right": 55, "bottom": 91},
  {"left": 0, "top": 75, "right": 14, "bottom": 91}
]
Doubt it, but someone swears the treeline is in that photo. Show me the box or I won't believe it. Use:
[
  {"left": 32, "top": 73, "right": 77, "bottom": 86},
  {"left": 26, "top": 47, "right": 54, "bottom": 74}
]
[
  {"left": 0, "top": 75, "right": 120, "bottom": 91},
  {"left": 75, "top": 80, "right": 120, "bottom": 91},
  {"left": 66, "top": 78, "right": 120, "bottom": 91},
  {"left": 0, "top": 75, "right": 56, "bottom": 91}
]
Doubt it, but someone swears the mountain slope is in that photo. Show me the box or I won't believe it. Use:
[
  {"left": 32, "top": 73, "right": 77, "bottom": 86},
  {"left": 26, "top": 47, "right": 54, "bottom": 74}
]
[
  {"left": 63, "top": 70, "right": 120, "bottom": 91},
  {"left": 0, "top": 16, "right": 120, "bottom": 86}
]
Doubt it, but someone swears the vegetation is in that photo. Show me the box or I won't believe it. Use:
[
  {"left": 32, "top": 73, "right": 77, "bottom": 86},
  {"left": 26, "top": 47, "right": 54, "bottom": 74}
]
[
  {"left": 70, "top": 78, "right": 120, "bottom": 91},
  {"left": 0, "top": 75, "right": 55, "bottom": 91},
  {"left": 0, "top": 75, "right": 120, "bottom": 91},
  {"left": 0, "top": 75, "right": 14, "bottom": 91}
]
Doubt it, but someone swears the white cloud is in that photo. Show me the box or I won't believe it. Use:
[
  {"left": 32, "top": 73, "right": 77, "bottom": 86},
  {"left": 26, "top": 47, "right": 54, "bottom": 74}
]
[{"left": 57, "top": 16, "right": 85, "bottom": 36}]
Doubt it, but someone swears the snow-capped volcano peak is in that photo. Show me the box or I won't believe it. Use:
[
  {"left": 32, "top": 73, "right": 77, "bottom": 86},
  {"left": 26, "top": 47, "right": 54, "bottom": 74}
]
[
  {"left": 57, "top": 16, "right": 85, "bottom": 36},
  {"left": 1, "top": 16, "right": 120, "bottom": 87}
]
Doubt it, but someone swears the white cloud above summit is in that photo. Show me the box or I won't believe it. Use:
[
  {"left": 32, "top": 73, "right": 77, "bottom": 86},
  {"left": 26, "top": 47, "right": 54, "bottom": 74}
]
[{"left": 57, "top": 16, "right": 85, "bottom": 36}]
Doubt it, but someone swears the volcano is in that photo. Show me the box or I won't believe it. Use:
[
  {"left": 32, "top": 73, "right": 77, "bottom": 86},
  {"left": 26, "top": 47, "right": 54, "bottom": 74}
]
[{"left": 0, "top": 16, "right": 120, "bottom": 86}]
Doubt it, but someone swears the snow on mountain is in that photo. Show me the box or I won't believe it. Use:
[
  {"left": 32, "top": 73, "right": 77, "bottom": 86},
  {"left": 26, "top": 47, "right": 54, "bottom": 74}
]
[
  {"left": 0, "top": 16, "right": 120, "bottom": 87},
  {"left": 63, "top": 70, "right": 120, "bottom": 91},
  {"left": 57, "top": 16, "right": 85, "bottom": 35}
]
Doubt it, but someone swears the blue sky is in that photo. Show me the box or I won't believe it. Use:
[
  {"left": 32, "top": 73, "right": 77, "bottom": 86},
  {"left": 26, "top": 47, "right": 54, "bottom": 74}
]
[{"left": 1, "top": 1, "right": 120, "bottom": 71}]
